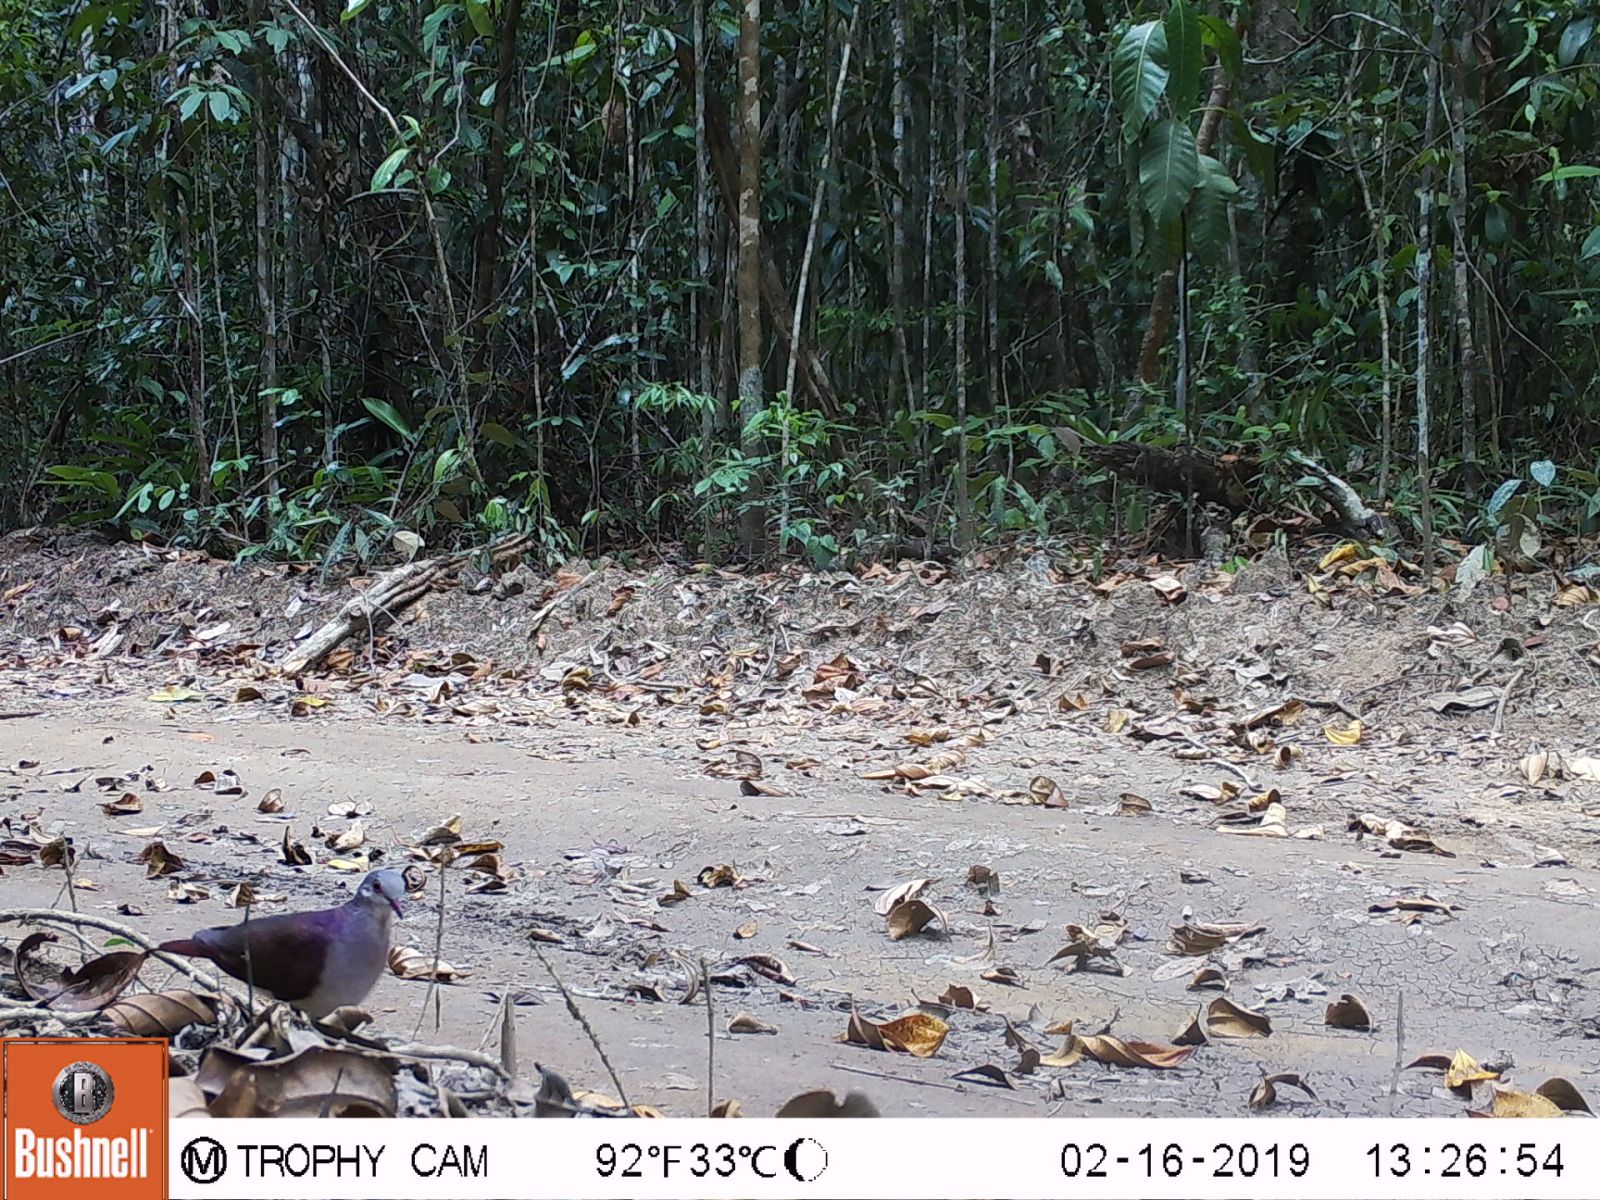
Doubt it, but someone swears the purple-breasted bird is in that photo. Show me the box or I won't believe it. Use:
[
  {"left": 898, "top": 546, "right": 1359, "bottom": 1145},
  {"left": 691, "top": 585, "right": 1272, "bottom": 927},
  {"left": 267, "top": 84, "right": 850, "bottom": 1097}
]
[{"left": 157, "top": 869, "right": 407, "bottom": 1018}]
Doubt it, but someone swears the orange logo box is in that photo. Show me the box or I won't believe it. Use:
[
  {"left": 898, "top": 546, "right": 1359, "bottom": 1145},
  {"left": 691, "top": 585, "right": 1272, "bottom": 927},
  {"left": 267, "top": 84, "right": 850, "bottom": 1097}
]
[{"left": 2, "top": 1038, "right": 167, "bottom": 1200}]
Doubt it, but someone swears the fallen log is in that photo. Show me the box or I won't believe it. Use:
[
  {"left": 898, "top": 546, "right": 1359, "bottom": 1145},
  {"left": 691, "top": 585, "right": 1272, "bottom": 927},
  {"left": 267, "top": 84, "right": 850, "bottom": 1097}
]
[
  {"left": 279, "top": 533, "right": 535, "bottom": 675},
  {"left": 1286, "top": 450, "right": 1396, "bottom": 541}
]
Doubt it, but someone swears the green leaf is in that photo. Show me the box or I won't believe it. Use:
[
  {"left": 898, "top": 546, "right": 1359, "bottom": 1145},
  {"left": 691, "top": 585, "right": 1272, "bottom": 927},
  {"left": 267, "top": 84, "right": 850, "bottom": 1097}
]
[
  {"left": 480, "top": 421, "right": 516, "bottom": 448},
  {"left": 1582, "top": 227, "right": 1600, "bottom": 260},
  {"left": 370, "top": 147, "right": 410, "bottom": 192},
  {"left": 433, "top": 447, "right": 462, "bottom": 484},
  {"left": 1530, "top": 459, "right": 1556, "bottom": 487},
  {"left": 362, "top": 397, "right": 413, "bottom": 440},
  {"left": 1197, "top": 13, "right": 1242, "bottom": 79},
  {"left": 1163, "top": 0, "right": 1203, "bottom": 113},
  {"left": 342, "top": 0, "right": 376, "bottom": 20},
  {"left": 1486, "top": 478, "right": 1522, "bottom": 523},
  {"left": 1189, "top": 155, "right": 1237, "bottom": 264},
  {"left": 1139, "top": 118, "right": 1200, "bottom": 227},
  {"left": 207, "top": 90, "right": 232, "bottom": 121},
  {"left": 1536, "top": 164, "right": 1600, "bottom": 183},
  {"left": 1560, "top": 16, "right": 1594, "bottom": 67},
  {"left": 1111, "top": 21, "right": 1169, "bottom": 131},
  {"left": 463, "top": 0, "right": 494, "bottom": 38}
]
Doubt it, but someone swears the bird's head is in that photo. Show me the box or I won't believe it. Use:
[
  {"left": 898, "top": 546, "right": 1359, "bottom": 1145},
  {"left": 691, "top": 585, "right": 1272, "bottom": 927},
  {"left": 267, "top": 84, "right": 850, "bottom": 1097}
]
[{"left": 358, "top": 869, "right": 408, "bottom": 918}]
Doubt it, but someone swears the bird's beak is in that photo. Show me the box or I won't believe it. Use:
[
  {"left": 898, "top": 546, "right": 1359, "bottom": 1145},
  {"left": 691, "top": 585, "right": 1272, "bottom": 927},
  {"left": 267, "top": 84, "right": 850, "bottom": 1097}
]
[{"left": 390, "top": 897, "right": 405, "bottom": 918}]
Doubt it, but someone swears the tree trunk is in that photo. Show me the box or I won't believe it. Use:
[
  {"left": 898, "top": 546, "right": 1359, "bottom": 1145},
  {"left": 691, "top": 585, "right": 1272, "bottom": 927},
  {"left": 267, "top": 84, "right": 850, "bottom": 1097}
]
[
  {"left": 1417, "top": 1, "right": 1442, "bottom": 580},
  {"left": 1449, "top": 14, "right": 1480, "bottom": 494},
  {"left": 471, "top": 0, "right": 525, "bottom": 327},
  {"left": 736, "top": 0, "right": 766, "bottom": 558},
  {"left": 986, "top": 0, "right": 1004, "bottom": 478},
  {"left": 952, "top": 3, "right": 974, "bottom": 550},
  {"left": 253, "top": 14, "right": 280, "bottom": 500}
]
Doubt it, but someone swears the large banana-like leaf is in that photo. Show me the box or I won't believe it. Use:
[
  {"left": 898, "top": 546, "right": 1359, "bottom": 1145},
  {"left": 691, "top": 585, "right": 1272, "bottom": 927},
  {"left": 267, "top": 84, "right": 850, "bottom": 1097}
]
[
  {"left": 1189, "top": 154, "right": 1239, "bottom": 265},
  {"left": 1164, "top": 0, "right": 1203, "bottom": 114},
  {"left": 1112, "top": 21, "right": 1169, "bottom": 132},
  {"left": 1139, "top": 118, "right": 1200, "bottom": 228}
]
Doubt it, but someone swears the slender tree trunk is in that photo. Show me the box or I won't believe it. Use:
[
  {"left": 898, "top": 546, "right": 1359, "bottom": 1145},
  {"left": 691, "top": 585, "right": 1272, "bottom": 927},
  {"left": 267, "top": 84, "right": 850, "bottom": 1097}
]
[
  {"left": 471, "top": 0, "right": 525, "bottom": 327},
  {"left": 890, "top": 1, "right": 913, "bottom": 411},
  {"left": 1417, "top": 2, "right": 1442, "bottom": 580},
  {"left": 1449, "top": 15, "right": 1480, "bottom": 494},
  {"left": 178, "top": 187, "right": 211, "bottom": 507},
  {"left": 986, "top": 0, "right": 1004, "bottom": 479},
  {"left": 1355, "top": 154, "right": 1394, "bottom": 502},
  {"left": 736, "top": 0, "right": 765, "bottom": 558},
  {"left": 694, "top": 0, "right": 715, "bottom": 546},
  {"left": 952, "top": 4, "right": 974, "bottom": 550},
  {"left": 253, "top": 22, "right": 280, "bottom": 500},
  {"left": 919, "top": 66, "right": 937, "bottom": 557}
]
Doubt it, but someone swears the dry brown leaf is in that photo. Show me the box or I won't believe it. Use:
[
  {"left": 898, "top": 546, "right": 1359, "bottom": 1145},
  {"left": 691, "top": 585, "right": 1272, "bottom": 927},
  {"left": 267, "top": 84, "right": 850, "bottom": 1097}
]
[
  {"left": 838, "top": 1006, "right": 949, "bottom": 1057},
  {"left": 1042, "top": 1023, "right": 1197, "bottom": 1070},
  {"left": 774, "top": 1090, "right": 880, "bottom": 1118},
  {"left": 1029, "top": 775, "right": 1067, "bottom": 807},
  {"left": 658, "top": 879, "right": 692, "bottom": 906},
  {"left": 980, "top": 965, "right": 1023, "bottom": 987},
  {"left": 1206, "top": 997, "right": 1272, "bottom": 1038},
  {"left": 388, "top": 946, "right": 467, "bottom": 981},
  {"left": 709, "top": 1098, "right": 744, "bottom": 1118},
  {"left": 170, "top": 1076, "right": 211, "bottom": 1119},
  {"left": 100, "top": 793, "right": 143, "bottom": 816},
  {"left": 1535, "top": 1077, "right": 1591, "bottom": 1114},
  {"left": 1167, "top": 920, "right": 1265, "bottom": 956},
  {"left": 281, "top": 826, "right": 311, "bottom": 866},
  {"left": 167, "top": 881, "right": 209, "bottom": 904},
  {"left": 1249, "top": 1072, "right": 1317, "bottom": 1109},
  {"left": 1520, "top": 751, "right": 1549, "bottom": 785},
  {"left": 885, "top": 899, "right": 946, "bottom": 941},
  {"left": 1117, "top": 792, "right": 1152, "bottom": 816},
  {"left": 951, "top": 1064, "right": 1013, "bottom": 1089},
  {"left": 727, "top": 1012, "right": 777, "bottom": 1035},
  {"left": 16, "top": 933, "right": 148, "bottom": 1011},
  {"left": 733, "top": 920, "right": 758, "bottom": 940},
  {"left": 697, "top": 863, "right": 741, "bottom": 888},
  {"left": 257, "top": 788, "right": 284, "bottom": 814},
  {"left": 1325, "top": 993, "right": 1373, "bottom": 1030},
  {"left": 872, "top": 877, "right": 934, "bottom": 917},
  {"left": 138, "top": 840, "right": 184, "bottom": 877},
  {"left": 1188, "top": 967, "right": 1227, "bottom": 991},
  {"left": 203, "top": 1045, "right": 396, "bottom": 1118},
  {"left": 1173, "top": 1007, "right": 1209, "bottom": 1046},
  {"left": 734, "top": 954, "right": 795, "bottom": 984},
  {"left": 1348, "top": 812, "right": 1455, "bottom": 856},
  {"left": 104, "top": 990, "right": 217, "bottom": 1036},
  {"left": 937, "top": 984, "right": 988, "bottom": 1011}
]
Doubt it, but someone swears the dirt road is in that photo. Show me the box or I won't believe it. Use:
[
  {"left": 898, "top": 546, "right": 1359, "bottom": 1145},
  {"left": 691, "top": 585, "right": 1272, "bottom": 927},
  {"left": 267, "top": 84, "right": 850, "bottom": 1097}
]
[{"left": 5, "top": 691, "right": 1598, "bottom": 1117}]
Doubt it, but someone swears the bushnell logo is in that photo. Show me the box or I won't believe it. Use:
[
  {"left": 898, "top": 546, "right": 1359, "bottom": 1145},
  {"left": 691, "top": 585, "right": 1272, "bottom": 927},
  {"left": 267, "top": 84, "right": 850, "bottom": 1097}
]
[
  {"left": 3, "top": 1037, "right": 166, "bottom": 1199},
  {"left": 52, "top": 1062, "right": 115, "bottom": 1126}
]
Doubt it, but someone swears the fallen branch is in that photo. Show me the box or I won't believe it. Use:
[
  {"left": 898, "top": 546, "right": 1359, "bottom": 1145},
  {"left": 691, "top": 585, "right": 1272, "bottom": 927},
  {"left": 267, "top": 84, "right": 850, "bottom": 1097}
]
[
  {"left": 1287, "top": 450, "right": 1395, "bottom": 541},
  {"left": 280, "top": 533, "right": 534, "bottom": 675},
  {"left": 0, "top": 908, "right": 228, "bottom": 995}
]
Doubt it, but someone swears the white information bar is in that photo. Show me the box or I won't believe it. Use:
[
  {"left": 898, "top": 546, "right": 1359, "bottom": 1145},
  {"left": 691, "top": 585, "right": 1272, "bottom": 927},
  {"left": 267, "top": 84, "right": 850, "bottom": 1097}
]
[{"left": 167, "top": 1117, "right": 1591, "bottom": 1200}]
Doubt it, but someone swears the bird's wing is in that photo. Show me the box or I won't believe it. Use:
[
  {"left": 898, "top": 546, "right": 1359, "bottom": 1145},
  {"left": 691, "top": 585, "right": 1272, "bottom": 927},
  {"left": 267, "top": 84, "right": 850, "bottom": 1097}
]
[{"left": 193, "top": 912, "right": 334, "bottom": 1004}]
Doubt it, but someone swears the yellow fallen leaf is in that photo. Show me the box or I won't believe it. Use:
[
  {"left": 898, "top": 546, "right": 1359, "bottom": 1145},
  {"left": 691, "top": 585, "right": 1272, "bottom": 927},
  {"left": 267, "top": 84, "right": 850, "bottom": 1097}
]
[
  {"left": 148, "top": 686, "right": 201, "bottom": 703},
  {"left": 1488, "top": 1087, "right": 1563, "bottom": 1118},
  {"left": 1444, "top": 1048, "right": 1499, "bottom": 1090},
  {"left": 1324, "top": 719, "right": 1363, "bottom": 746},
  {"left": 1318, "top": 543, "right": 1360, "bottom": 570}
]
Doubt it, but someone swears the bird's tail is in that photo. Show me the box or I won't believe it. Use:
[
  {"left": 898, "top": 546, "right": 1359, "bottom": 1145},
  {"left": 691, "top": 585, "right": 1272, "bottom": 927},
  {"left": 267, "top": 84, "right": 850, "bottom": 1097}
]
[{"left": 155, "top": 938, "right": 209, "bottom": 958}]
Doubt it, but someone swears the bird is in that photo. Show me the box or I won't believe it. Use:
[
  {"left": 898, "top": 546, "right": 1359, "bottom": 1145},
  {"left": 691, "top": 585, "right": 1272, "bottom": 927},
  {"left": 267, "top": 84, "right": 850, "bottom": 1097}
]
[{"left": 157, "top": 869, "right": 407, "bottom": 1019}]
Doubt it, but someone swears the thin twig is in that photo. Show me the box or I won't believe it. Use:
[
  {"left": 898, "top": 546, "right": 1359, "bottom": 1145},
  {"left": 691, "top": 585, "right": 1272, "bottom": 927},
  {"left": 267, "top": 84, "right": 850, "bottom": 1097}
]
[
  {"left": 1492, "top": 667, "right": 1526, "bottom": 737},
  {"left": 528, "top": 941, "right": 631, "bottom": 1109},
  {"left": 411, "top": 856, "right": 450, "bottom": 1040},
  {"left": 702, "top": 956, "right": 714, "bottom": 1117},
  {"left": 1387, "top": 989, "right": 1405, "bottom": 1116},
  {"left": 0, "top": 909, "right": 227, "bottom": 993}
]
